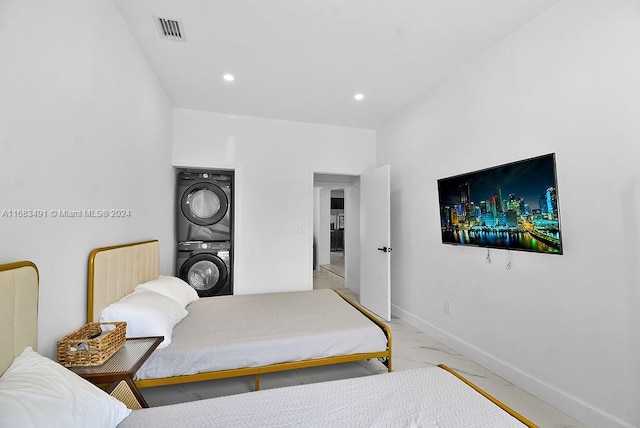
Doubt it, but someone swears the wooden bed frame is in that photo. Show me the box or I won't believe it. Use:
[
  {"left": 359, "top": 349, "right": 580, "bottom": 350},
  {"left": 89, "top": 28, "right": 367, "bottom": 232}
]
[
  {"left": 87, "top": 240, "right": 392, "bottom": 390},
  {"left": 1, "top": 259, "right": 536, "bottom": 427}
]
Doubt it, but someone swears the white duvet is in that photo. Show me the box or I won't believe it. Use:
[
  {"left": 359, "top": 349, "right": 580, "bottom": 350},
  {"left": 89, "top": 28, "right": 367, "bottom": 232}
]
[
  {"left": 119, "top": 366, "right": 528, "bottom": 427},
  {"left": 135, "top": 289, "right": 388, "bottom": 380}
]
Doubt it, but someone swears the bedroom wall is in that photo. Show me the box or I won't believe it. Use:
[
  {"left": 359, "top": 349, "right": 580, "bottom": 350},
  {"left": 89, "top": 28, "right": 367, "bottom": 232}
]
[
  {"left": 0, "top": 0, "right": 174, "bottom": 357},
  {"left": 316, "top": 188, "right": 331, "bottom": 267},
  {"left": 377, "top": 0, "right": 640, "bottom": 426},
  {"left": 344, "top": 180, "right": 361, "bottom": 293},
  {"left": 173, "top": 108, "right": 376, "bottom": 294}
]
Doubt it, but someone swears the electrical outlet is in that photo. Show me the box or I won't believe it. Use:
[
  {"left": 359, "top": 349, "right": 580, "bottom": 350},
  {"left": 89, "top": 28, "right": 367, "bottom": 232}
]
[{"left": 444, "top": 301, "right": 452, "bottom": 315}]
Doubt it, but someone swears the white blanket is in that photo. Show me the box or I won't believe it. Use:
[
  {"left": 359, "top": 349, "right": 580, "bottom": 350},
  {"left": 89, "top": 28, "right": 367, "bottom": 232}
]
[
  {"left": 136, "top": 289, "right": 388, "bottom": 380},
  {"left": 120, "top": 366, "right": 527, "bottom": 427}
]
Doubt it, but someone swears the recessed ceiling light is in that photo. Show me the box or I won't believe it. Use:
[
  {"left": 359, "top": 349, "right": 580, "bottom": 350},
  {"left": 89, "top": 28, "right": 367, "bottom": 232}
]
[
  {"left": 223, "top": 74, "right": 235, "bottom": 82},
  {"left": 354, "top": 93, "right": 364, "bottom": 101}
]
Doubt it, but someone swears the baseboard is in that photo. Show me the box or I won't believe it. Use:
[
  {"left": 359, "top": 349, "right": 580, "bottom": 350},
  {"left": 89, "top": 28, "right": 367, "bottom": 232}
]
[{"left": 391, "top": 303, "right": 634, "bottom": 428}]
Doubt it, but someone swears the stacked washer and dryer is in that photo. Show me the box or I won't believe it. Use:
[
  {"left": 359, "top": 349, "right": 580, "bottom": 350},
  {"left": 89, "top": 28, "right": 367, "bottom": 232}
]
[{"left": 176, "top": 169, "right": 233, "bottom": 297}]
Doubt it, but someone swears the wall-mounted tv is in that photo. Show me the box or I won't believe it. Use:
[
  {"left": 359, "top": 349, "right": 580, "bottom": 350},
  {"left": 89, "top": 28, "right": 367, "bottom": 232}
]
[{"left": 437, "top": 153, "right": 563, "bottom": 255}]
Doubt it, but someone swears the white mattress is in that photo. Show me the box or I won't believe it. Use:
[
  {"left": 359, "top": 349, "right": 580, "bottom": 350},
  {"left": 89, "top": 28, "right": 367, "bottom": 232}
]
[
  {"left": 135, "top": 289, "right": 388, "bottom": 380},
  {"left": 119, "top": 366, "right": 528, "bottom": 427}
]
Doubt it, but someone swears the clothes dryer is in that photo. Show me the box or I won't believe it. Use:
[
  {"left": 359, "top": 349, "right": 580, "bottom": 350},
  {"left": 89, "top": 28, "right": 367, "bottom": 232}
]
[
  {"left": 177, "top": 170, "right": 233, "bottom": 242},
  {"left": 176, "top": 241, "right": 232, "bottom": 297}
]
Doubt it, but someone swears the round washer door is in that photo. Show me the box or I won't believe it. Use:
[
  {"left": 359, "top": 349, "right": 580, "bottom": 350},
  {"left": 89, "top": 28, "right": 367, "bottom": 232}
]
[
  {"left": 180, "top": 182, "right": 229, "bottom": 226},
  {"left": 179, "top": 253, "right": 228, "bottom": 297}
]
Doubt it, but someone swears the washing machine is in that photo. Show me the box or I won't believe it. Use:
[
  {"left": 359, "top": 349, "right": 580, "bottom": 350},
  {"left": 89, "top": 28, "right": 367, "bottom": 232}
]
[
  {"left": 177, "top": 169, "right": 233, "bottom": 242},
  {"left": 176, "top": 241, "right": 232, "bottom": 297}
]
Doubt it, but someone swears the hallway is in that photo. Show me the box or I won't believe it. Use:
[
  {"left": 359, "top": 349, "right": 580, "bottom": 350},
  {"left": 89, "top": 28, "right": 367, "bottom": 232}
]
[{"left": 314, "top": 251, "right": 356, "bottom": 301}]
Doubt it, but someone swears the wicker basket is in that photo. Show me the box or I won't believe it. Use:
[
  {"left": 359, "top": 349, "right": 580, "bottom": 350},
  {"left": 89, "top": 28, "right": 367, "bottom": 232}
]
[{"left": 57, "top": 322, "right": 126, "bottom": 367}]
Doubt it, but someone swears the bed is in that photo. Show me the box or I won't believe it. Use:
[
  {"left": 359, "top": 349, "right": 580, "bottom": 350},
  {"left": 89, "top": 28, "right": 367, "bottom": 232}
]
[
  {"left": 87, "top": 240, "right": 392, "bottom": 389},
  {"left": 0, "top": 259, "right": 537, "bottom": 427}
]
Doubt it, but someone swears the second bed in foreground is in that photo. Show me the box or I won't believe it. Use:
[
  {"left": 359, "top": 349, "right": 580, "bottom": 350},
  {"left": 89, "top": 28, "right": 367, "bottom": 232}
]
[{"left": 120, "top": 364, "right": 534, "bottom": 427}]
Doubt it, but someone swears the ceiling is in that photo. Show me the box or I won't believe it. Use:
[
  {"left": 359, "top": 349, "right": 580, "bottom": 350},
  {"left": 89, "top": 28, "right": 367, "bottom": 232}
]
[{"left": 113, "top": 0, "right": 558, "bottom": 129}]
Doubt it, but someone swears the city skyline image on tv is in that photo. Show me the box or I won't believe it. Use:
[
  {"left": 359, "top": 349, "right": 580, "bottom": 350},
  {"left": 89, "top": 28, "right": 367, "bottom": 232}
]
[{"left": 437, "top": 153, "right": 563, "bottom": 254}]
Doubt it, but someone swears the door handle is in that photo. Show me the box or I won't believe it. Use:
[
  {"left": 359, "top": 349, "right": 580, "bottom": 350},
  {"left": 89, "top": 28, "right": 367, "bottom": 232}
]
[{"left": 377, "top": 246, "right": 392, "bottom": 253}]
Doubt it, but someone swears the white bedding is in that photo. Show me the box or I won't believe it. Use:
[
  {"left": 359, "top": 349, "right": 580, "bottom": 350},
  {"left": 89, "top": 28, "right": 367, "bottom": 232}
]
[
  {"left": 119, "top": 366, "right": 527, "bottom": 427},
  {"left": 135, "top": 289, "right": 388, "bottom": 380}
]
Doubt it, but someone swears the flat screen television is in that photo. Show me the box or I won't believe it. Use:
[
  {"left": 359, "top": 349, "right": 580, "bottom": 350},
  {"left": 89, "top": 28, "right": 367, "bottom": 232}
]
[{"left": 437, "top": 153, "right": 563, "bottom": 255}]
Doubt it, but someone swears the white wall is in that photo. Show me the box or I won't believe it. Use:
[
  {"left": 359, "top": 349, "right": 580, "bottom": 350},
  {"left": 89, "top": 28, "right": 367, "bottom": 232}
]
[
  {"left": 344, "top": 180, "right": 361, "bottom": 293},
  {"left": 317, "top": 189, "right": 331, "bottom": 266},
  {"left": 173, "top": 108, "right": 376, "bottom": 294},
  {"left": 378, "top": 1, "right": 640, "bottom": 426},
  {"left": 312, "top": 187, "right": 321, "bottom": 268},
  {"left": 0, "top": 0, "right": 174, "bottom": 357}
]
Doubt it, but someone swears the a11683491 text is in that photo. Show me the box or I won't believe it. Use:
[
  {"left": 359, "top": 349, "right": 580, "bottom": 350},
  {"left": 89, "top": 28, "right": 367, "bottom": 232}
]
[{"left": 0, "top": 209, "right": 132, "bottom": 219}]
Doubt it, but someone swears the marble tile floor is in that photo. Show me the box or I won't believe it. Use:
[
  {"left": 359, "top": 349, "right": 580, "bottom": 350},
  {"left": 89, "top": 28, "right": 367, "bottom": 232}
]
[
  {"left": 319, "top": 250, "right": 346, "bottom": 279},
  {"left": 140, "top": 272, "right": 585, "bottom": 428}
]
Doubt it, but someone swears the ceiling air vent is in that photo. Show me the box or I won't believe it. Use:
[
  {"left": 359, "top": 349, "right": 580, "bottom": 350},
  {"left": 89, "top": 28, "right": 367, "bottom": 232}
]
[{"left": 154, "top": 15, "right": 186, "bottom": 42}]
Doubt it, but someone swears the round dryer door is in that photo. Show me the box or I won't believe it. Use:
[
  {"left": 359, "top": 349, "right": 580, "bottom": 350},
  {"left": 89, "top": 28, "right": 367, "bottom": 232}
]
[
  {"left": 180, "top": 182, "right": 229, "bottom": 226},
  {"left": 180, "top": 254, "right": 228, "bottom": 297}
]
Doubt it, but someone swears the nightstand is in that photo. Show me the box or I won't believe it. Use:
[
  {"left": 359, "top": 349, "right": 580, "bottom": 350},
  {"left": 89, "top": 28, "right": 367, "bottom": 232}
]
[{"left": 68, "top": 336, "right": 162, "bottom": 409}]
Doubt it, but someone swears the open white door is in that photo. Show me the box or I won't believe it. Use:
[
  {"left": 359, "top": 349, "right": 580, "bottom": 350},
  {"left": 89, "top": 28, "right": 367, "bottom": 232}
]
[{"left": 360, "top": 165, "right": 391, "bottom": 321}]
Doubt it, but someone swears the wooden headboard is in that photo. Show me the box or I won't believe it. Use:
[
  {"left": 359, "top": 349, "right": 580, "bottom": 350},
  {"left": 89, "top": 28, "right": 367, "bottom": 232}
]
[
  {"left": 0, "top": 261, "right": 39, "bottom": 374},
  {"left": 87, "top": 240, "right": 160, "bottom": 323}
]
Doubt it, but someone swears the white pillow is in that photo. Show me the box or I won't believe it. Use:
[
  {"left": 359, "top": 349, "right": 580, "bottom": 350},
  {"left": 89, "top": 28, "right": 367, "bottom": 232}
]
[
  {"left": 0, "top": 347, "right": 130, "bottom": 428},
  {"left": 136, "top": 275, "right": 199, "bottom": 308},
  {"left": 100, "top": 289, "right": 188, "bottom": 349}
]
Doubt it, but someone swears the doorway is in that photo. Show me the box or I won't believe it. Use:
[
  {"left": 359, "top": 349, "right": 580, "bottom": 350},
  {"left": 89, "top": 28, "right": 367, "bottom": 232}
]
[
  {"left": 312, "top": 173, "right": 359, "bottom": 299},
  {"left": 311, "top": 166, "right": 391, "bottom": 321}
]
